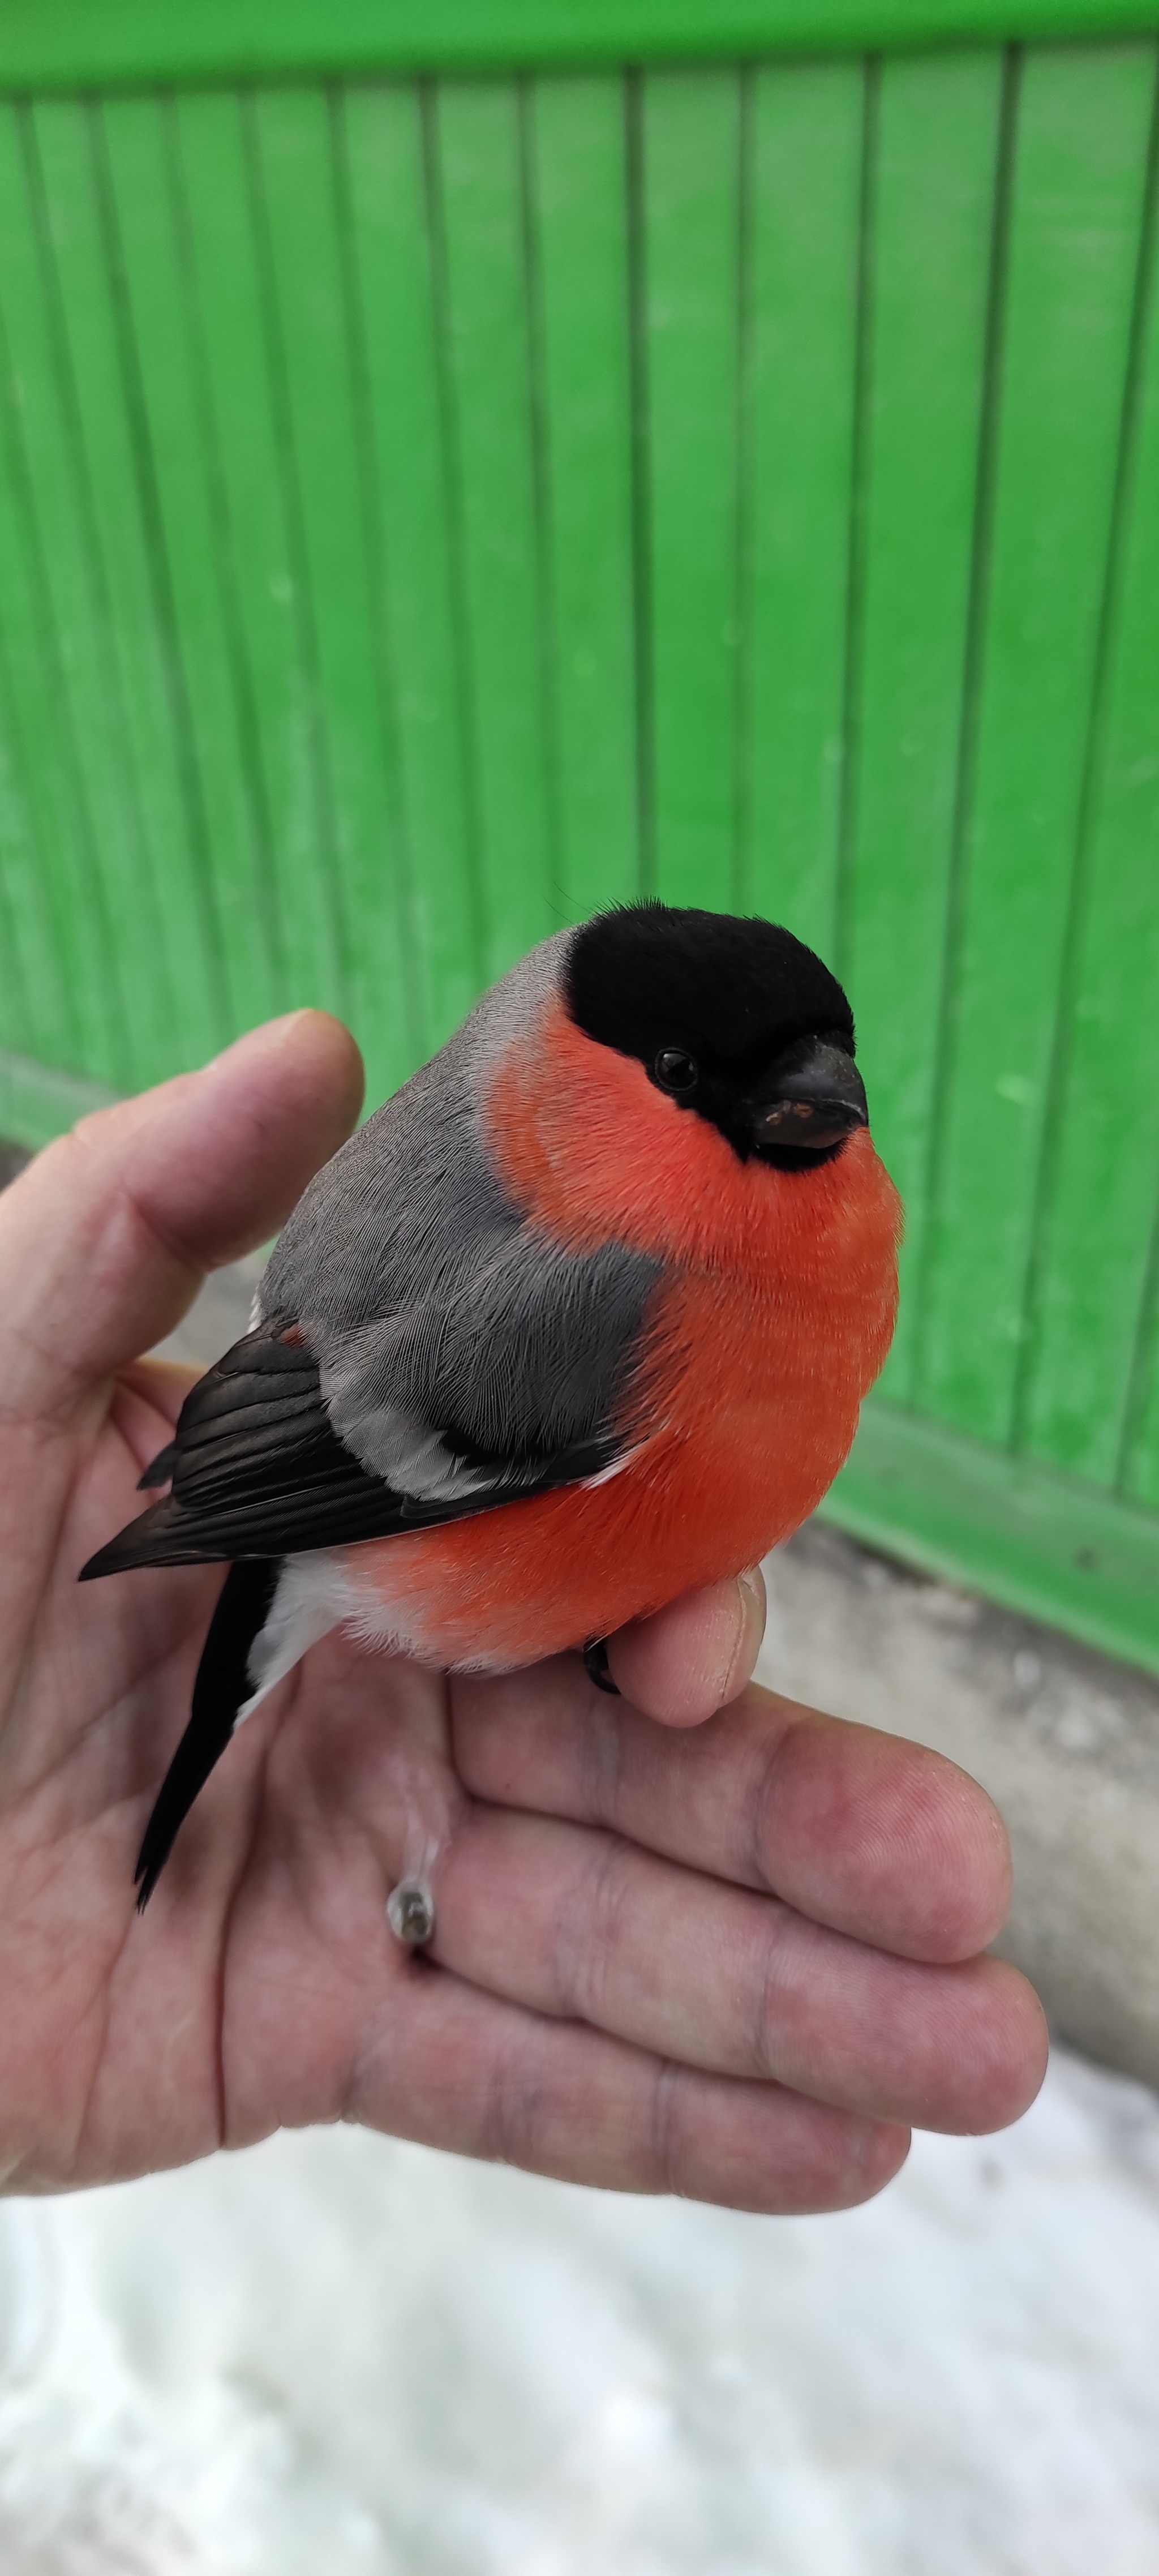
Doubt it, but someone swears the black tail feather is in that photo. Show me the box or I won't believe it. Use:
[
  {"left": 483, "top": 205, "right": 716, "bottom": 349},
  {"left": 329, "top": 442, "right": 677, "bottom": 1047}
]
[
  {"left": 80, "top": 1495, "right": 212, "bottom": 1579},
  {"left": 135, "top": 1558, "right": 282, "bottom": 1910}
]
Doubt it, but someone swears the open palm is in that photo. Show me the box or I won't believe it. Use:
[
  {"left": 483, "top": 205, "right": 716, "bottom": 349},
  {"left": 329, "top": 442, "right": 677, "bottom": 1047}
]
[{"left": 0, "top": 1013, "right": 1046, "bottom": 2206}]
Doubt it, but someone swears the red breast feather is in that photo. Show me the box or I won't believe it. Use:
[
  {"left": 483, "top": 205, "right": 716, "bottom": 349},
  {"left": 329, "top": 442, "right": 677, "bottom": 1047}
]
[{"left": 335, "top": 995, "right": 901, "bottom": 1672}]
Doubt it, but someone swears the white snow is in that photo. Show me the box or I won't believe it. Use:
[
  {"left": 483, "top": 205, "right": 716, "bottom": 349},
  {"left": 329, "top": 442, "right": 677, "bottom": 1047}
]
[{"left": 0, "top": 2044, "right": 1156, "bottom": 2573}]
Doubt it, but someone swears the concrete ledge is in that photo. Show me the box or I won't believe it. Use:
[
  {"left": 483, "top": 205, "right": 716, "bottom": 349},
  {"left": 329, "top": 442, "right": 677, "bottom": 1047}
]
[
  {"left": 149, "top": 1254, "right": 265, "bottom": 1371},
  {"left": 759, "top": 1523, "right": 1159, "bottom": 2090}
]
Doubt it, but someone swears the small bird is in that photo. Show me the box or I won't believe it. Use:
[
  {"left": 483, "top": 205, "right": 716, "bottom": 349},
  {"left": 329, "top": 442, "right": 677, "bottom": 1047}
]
[{"left": 83, "top": 905, "right": 900, "bottom": 1906}]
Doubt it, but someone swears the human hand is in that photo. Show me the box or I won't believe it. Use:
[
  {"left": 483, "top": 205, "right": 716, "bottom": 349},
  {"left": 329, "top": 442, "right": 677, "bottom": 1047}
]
[{"left": 0, "top": 1015, "right": 1046, "bottom": 2204}]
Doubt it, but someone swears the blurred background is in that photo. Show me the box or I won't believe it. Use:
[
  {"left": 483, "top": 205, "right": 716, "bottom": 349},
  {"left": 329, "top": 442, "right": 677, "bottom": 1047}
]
[{"left": 1, "top": 0, "right": 1158, "bottom": 2564}]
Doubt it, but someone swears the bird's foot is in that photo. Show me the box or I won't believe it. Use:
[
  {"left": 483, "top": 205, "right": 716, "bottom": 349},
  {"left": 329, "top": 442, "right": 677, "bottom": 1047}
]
[{"left": 582, "top": 1636, "right": 620, "bottom": 1696}]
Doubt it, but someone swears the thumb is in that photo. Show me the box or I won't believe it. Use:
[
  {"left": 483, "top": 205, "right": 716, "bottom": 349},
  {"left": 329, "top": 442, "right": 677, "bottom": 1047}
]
[{"left": 0, "top": 1011, "right": 364, "bottom": 1418}]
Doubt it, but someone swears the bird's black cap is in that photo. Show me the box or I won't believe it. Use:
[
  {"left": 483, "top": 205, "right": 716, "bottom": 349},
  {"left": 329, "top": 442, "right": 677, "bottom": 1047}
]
[{"left": 565, "top": 903, "right": 865, "bottom": 1169}]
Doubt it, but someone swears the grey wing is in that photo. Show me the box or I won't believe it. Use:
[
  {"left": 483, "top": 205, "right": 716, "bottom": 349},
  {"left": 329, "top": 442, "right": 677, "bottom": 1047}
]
[
  {"left": 257, "top": 930, "right": 663, "bottom": 1512},
  {"left": 83, "top": 939, "right": 665, "bottom": 1572},
  {"left": 79, "top": 1233, "right": 662, "bottom": 1574},
  {"left": 315, "top": 1225, "right": 663, "bottom": 1510}
]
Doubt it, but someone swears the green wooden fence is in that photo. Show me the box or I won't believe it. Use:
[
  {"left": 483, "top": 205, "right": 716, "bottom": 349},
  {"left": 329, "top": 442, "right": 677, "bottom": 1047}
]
[{"left": 1, "top": 0, "right": 1157, "bottom": 1671}]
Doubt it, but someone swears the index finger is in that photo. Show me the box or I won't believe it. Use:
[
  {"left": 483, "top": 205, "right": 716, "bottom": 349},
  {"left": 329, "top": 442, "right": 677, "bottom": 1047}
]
[
  {"left": 604, "top": 1568, "right": 767, "bottom": 1726},
  {"left": 450, "top": 1665, "right": 1012, "bottom": 1968}
]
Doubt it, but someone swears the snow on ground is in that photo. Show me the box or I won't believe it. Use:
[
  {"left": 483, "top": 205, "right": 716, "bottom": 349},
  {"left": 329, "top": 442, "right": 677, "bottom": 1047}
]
[{"left": 0, "top": 2046, "right": 1156, "bottom": 2574}]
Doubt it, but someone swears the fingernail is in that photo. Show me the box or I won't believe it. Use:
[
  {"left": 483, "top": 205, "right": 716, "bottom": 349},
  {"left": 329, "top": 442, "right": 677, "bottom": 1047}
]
[
  {"left": 722, "top": 1566, "right": 767, "bottom": 1701},
  {"left": 207, "top": 1010, "right": 315, "bottom": 1069}
]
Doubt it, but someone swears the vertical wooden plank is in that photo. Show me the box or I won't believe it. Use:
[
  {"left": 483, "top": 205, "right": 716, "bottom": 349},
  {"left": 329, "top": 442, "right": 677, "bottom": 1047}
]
[
  {"left": 341, "top": 81, "right": 477, "bottom": 1058},
  {"left": 100, "top": 93, "right": 284, "bottom": 1045},
  {"left": 32, "top": 96, "right": 224, "bottom": 1081},
  {"left": 531, "top": 72, "right": 639, "bottom": 921},
  {"left": 917, "top": 44, "right": 1154, "bottom": 1445},
  {"left": 740, "top": 60, "right": 862, "bottom": 958},
  {"left": 643, "top": 67, "right": 740, "bottom": 910},
  {"left": 0, "top": 226, "right": 73, "bottom": 1076},
  {"left": 0, "top": 104, "right": 148, "bottom": 1089},
  {"left": 1021, "top": 74, "right": 1159, "bottom": 1494},
  {"left": 0, "top": 629, "right": 49, "bottom": 1064},
  {"left": 844, "top": 52, "right": 1002, "bottom": 1399},
  {"left": 251, "top": 86, "right": 417, "bottom": 1108},
  {"left": 169, "top": 91, "right": 322, "bottom": 1033},
  {"left": 0, "top": 108, "right": 92, "bottom": 1073},
  {"left": 435, "top": 79, "right": 553, "bottom": 983},
  {"left": 1124, "top": 1237, "right": 1159, "bottom": 1512}
]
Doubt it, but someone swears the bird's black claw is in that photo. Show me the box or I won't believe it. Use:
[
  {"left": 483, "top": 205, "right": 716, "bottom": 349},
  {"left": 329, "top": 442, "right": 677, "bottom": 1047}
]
[{"left": 583, "top": 1636, "right": 620, "bottom": 1696}]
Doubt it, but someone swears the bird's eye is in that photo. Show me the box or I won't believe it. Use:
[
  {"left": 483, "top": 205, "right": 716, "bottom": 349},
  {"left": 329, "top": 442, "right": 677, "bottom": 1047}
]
[{"left": 655, "top": 1048, "right": 698, "bottom": 1094}]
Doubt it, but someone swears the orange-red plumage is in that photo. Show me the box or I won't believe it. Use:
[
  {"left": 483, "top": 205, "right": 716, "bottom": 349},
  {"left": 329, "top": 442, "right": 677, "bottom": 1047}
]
[
  {"left": 335, "top": 994, "right": 900, "bottom": 1670},
  {"left": 83, "top": 901, "right": 904, "bottom": 1903}
]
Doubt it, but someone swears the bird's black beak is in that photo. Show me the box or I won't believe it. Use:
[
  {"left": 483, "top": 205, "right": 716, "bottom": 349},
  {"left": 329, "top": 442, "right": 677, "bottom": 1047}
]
[{"left": 751, "top": 1040, "right": 869, "bottom": 1156}]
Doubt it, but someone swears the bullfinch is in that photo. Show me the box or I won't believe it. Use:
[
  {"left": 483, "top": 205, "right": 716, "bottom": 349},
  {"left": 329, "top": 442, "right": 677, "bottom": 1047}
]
[{"left": 82, "top": 904, "right": 901, "bottom": 1905}]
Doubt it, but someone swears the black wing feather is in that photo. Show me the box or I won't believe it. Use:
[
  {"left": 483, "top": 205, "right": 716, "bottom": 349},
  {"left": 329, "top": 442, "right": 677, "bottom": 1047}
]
[{"left": 138, "top": 1439, "right": 177, "bottom": 1491}]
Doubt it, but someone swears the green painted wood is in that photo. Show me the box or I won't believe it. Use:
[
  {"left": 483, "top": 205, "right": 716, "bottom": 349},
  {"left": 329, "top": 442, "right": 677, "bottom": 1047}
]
[
  {"left": 0, "top": 105, "right": 83, "bottom": 1078},
  {"left": 1125, "top": 1261, "right": 1159, "bottom": 1516},
  {"left": 340, "top": 84, "right": 478, "bottom": 1057},
  {"left": 530, "top": 74, "right": 641, "bottom": 922},
  {"left": 822, "top": 1395, "right": 1159, "bottom": 1678},
  {"left": 0, "top": 1047, "right": 118, "bottom": 1150},
  {"left": 739, "top": 61, "right": 863, "bottom": 960},
  {"left": 917, "top": 44, "right": 1154, "bottom": 1446},
  {"left": 0, "top": 102, "right": 141, "bottom": 1090},
  {"left": 0, "top": 119, "right": 85, "bottom": 1074},
  {"left": 644, "top": 67, "right": 741, "bottom": 908},
  {"left": 0, "top": 629, "right": 42, "bottom": 1065},
  {"left": 0, "top": 654, "right": 57, "bottom": 1068},
  {"left": 1, "top": 0, "right": 1156, "bottom": 95},
  {"left": 250, "top": 88, "right": 426, "bottom": 1107},
  {"left": 843, "top": 53, "right": 1002, "bottom": 1400},
  {"left": 1018, "top": 68, "right": 1159, "bottom": 1495},
  {"left": 1111, "top": 119, "right": 1159, "bottom": 1523},
  {"left": 32, "top": 97, "right": 229, "bottom": 1083},
  {"left": 435, "top": 81, "right": 554, "bottom": 982},
  {"left": 165, "top": 93, "right": 326, "bottom": 1039},
  {"left": 98, "top": 96, "right": 284, "bottom": 1047}
]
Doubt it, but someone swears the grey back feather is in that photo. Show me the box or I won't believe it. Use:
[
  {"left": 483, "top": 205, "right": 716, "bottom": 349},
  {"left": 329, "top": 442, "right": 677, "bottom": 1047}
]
[{"left": 259, "top": 933, "right": 663, "bottom": 1506}]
